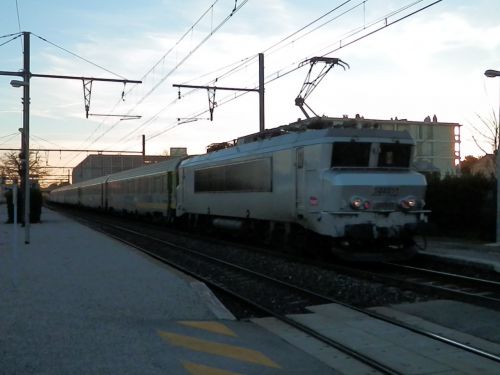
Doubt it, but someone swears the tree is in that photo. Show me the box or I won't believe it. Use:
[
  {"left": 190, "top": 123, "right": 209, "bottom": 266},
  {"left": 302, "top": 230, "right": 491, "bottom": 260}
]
[
  {"left": 470, "top": 108, "right": 499, "bottom": 155},
  {"left": 460, "top": 155, "right": 479, "bottom": 175},
  {"left": 0, "top": 151, "right": 48, "bottom": 184}
]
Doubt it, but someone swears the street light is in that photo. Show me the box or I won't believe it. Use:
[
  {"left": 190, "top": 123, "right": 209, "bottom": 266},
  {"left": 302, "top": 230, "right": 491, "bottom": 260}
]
[
  {"left": 10, "top": 80, "right": 29, "bottom": 88},
  {"left": 484, "top": 69, "right": 500, "bottom": 244},
  {"left": 485, "top": 69, "right": 500, "bottom": 78}
]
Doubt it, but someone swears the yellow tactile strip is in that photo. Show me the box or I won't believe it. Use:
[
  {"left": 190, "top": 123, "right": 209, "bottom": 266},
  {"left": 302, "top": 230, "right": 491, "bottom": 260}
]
[
  {"left": 158, "top": 320, "right": 281, "bottom": 373},
  {"left": 178, "top": 321, "right": 237, "bottom": 337},
  {"left": 159, "top": 331, "right": 280, "bottom": 368}
]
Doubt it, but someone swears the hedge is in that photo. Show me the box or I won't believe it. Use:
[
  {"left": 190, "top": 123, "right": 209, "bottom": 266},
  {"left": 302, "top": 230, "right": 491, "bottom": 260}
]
[{"left": 424, "top": 173, "right": 496, "bottom": 241}]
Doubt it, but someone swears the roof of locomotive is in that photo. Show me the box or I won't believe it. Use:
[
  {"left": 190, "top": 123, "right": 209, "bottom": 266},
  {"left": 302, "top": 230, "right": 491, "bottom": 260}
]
[{"left": 181, "top": 126, "right": 414, "bottom": 168}]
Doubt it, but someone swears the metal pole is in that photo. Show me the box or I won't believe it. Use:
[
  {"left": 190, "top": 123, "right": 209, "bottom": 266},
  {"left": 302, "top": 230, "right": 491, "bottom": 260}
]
[
  {"left": 142, "top": 134, "right": 146, "bottom": 163},
  {"left": 258, "top": 53, "right": 265, "bottom": 133},
  {"left": 497, "top": 82, "right": 500, "bottom": 243},
  {"left": 485, "top": 69, "right": 500, "bottom": 244},
  {"left": 496, "top": 150, "right": 500, "bottom": 244},
  {"left": 23, "top": 32, "right": 31, "bottom": 245},
  {"left": 12, "top": 183, "right": 19, "bottom": 285}
]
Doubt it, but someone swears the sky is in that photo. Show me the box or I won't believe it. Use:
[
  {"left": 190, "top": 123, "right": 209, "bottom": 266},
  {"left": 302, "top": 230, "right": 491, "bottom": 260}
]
[{"left": 0, "top": 0, "right": 499, "bottom": 181}]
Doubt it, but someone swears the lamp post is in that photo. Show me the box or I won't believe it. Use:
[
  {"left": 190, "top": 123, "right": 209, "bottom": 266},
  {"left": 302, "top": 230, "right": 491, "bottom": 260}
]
[
  {"left": 10, "top": 78, "right": 30, "bottom": 244},
  {"left": 9, "top": 34, "right": 30, "bottom": 244},
  {"left": 484, "top": 69, "right": 500, "bottom": 244}
]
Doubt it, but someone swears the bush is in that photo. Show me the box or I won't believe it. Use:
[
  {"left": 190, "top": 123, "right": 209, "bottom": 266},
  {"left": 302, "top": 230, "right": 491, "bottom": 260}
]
[
  {"left": 425, "top": 173, "right": 496, "bottom": 241},
  {"left": 4, "top": 186, "right": 43, "bottom": 224}
]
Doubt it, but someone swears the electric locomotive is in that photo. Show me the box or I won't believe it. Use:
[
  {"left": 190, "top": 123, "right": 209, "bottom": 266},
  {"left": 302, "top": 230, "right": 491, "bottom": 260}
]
[{"left": 177, "top": 120, "right": 427, "bottom": 260}]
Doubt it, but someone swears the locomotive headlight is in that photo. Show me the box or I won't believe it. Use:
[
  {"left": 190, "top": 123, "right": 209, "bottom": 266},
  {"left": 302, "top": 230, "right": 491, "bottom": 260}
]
[
  {"left": 400, "top": 196, "right": 417, "bottom": 210},
  {"left": 351, "top": 196, "right": 371, "bottom": 210},
  {"left": 351, "top": 197, "right": 363, "bottom": 209}
]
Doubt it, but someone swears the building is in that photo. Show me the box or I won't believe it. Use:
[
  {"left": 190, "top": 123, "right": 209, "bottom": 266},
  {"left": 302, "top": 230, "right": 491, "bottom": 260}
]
[{"left": 72, "top": 155, "right": 168, "bottom": 183}]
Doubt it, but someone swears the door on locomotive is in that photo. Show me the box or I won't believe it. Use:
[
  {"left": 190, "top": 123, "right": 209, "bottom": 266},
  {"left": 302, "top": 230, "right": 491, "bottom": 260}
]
[{"left": 295, "top": 147, "right": 305, "bottom": 216}]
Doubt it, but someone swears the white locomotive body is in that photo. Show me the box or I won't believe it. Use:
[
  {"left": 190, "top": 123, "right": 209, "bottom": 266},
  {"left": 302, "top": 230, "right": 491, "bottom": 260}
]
[{"left": 177, "top": 127, "right": 427, "bottom": 254}]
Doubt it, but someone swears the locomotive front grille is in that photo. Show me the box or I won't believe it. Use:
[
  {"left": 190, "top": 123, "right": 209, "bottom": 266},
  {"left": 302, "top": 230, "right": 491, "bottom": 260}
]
[{"left": 372, "top": 202, "right": 397, "bottom": 211}]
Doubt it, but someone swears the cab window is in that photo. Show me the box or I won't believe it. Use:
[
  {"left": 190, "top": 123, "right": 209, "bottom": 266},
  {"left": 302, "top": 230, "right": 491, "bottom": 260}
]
[
  {"left": 331, "top": 142, "right": 371, "bottom": 167},
  {"left": 378, "top": 143, "right": 411, "bottom": 168}
]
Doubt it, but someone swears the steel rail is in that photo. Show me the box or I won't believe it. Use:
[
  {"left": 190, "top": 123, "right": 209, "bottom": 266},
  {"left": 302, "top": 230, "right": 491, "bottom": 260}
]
[
  {"left": 386, "top": 262, "right": 500, "bottom": 288},
  {"left": 377, "top": 262, "right": 500, "bottom": 309}
]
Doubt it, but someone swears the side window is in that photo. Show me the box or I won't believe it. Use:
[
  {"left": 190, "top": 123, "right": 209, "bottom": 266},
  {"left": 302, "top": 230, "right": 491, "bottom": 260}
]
[{"left": 194, "top": 158, "right": 272, "bottom": 193}]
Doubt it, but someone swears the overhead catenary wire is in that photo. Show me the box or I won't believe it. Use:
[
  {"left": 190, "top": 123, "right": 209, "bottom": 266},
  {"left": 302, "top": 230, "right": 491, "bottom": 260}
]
[
  {"left": 0, "top": 33, "right": 22, "bottom": 48},
  {"left": 175, "top": 1, "right": 358, "bottom": 88},
  {"left": 15, "top": 0, "right": 22, "bottom": 50},
  {"left": 203, "top": 0, "right": 365, "bottom": 87},
  {"left": 126, "top": 0, "right": 250, "bottom": 110},
  {"left": 258, "top": 0, "right": 437, "bottom": 88},
  {"left": 181, "top": 54, "right": 258, "bottom": 86},
  {"left": 31, "top": 134, "right": 68, "bottom": 150},
  {"left": 0, "top": 132, "right": 19, "bottom": 139},
  {"left": 0, "top": 32, "right": 22, "bottom": 39},
  {"left": 123, "top": 0, "right": 222, "bottom": 99},
  {"left": 32, "top": 33, "right": 128, "bottom": 80},
  {"left": 15, "top": 1, "right": 22, "bottom": 30},
  {"left": 60, "top": 98, "right": 126, "bottom": 168},
  {"left": 144, "top": 0, "right": 443, "bottom": 143},
  {"left": 114, "top": 95, "right": 186, "bottom": 145},
  {"left": 319, "top": 0, "right": 430, "bottom": 56},
  {"left": 86, "top": 0, "right": 250, "bottom": 152},
  {"left": 0, "top": 133, "right": 19, "bottom": 147},
  {"left": 108, "top": 1, "right": 360, "bottom": 149},
  {"left": 110, "top": 4, "right": 255, "bottom": 146},
  {"left": 182, "top": 1, "right": 360, "bottom": 89},
  {"left": 262, "top": 0, "right": 355, "bottom": 56},
  {"left": 60, "top": 0, "right": 250, "bottom": 168}
]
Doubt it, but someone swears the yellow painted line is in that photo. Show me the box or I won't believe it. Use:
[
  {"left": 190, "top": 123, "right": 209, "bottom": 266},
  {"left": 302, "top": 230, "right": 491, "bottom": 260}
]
[
  {"left": 158, "top": 331, "right": 280, "bottom": 369},
  {"left": 178, "top": 321, "right": 237, "bottom": 337},
  {"left": 182, "top": 361, "right": 243, "bottom": 375}
]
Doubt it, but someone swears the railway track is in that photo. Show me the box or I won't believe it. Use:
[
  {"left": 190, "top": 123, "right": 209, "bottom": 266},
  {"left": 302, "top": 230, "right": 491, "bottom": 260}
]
[
  {"left": 53, "top": 206, "right": 500, "bottom": 374},
  {"left": 365, "top": 262, "right": 500, "bottom": 310},
  {"left": 72, "top": 215, "right": 398, "bottom": 374}
]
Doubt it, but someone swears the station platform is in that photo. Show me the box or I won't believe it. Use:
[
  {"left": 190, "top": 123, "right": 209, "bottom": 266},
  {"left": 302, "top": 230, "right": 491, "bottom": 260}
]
[
  {"left": 422, "top": 238, "right": 500, "bottom": 273},
  {"left": 0, "top": 207, "right": 337, "bottom": 375}
]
